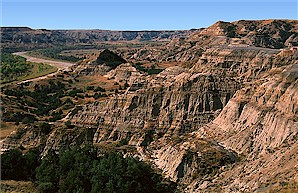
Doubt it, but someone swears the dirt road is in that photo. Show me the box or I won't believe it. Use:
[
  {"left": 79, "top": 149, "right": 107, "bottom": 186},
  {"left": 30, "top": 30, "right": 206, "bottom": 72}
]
[{"left": 13, "top": 52, "right": 75, "bottom": 83}]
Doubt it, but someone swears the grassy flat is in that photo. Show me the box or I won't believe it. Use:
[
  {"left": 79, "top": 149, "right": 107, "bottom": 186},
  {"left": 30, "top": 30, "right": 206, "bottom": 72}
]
[
  {"left": 1, "top": 62, "right": 57, "bottom": 86},
  {"left": 18, "top": 62, "right": 58, "bottom": 81}
]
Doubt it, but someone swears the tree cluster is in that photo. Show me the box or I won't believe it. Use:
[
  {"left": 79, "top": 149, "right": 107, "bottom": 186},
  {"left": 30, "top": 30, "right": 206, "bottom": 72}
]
[
  {"left": 1, "top": 146, "right": 178, "bottom": 193},
  {"left": 36, "top": 146, "right": 177, "bottom": 193},
  {"left": 1, "top": 53, "right": 33, "bottom": 82},
  {"left": 35, "top": 47, "right": 81, "bottom": 62},
  {"left": 1, "top": 149, "right": 40, "bottom": 181}
]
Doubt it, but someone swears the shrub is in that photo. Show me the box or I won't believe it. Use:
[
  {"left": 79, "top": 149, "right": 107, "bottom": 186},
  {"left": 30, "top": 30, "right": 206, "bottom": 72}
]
[
  {"left": 22, "top": 116, "right": 35, "bottom": 124},
  {"left": 1, "top": 149, "right": 40, "bottom": 181},
  {"left": 94, "top": 86, "right": 106, "bottom": 92},
  {"left": 93, "top": 92, "right": 101, "bottom": 99},
  {"left": 37, "top": 182, "right": 54, "bottom": 193},
  {"left": 86, "top": 85, "right": 94, "bottom": 90},
  {"left": 38, "top": 122, "right": 52, "bottom": 135},
  {"left": 65, "top": 120, "right": 74, "bottom": 128}
]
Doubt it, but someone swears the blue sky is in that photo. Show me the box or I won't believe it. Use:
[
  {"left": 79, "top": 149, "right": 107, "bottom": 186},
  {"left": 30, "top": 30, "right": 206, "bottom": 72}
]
[{"left": 1, "top": 0, "right": 297, "bottom": 30}]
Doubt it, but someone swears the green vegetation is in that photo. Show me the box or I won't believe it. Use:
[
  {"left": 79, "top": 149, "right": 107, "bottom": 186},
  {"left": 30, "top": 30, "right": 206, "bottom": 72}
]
[
  {"left": 2, "top": 75, "right": 110, "bottom": 124},
  {"left": 37, "top": 146, "right": 177, "bottom": 193},
  {"left": 133, "top": 63, "right": 163, "bottom": 75},
  {"left": 94, "top": 86, "right": 106, "bottom": 92},
  {"left": 1, "top": 149, "right": 40, "bottom": 181},
  {"left": 0, "top": 53, "right": 57, "bottom": 84},
  {"left": 3, "top": 81, "right": 67, "bottom": 122},
  {"left": 1, "top": 53, "right": 32, "bottom": 82},
  {"left": 29, "top": 47, "right": 81, "bottom": 62},
  {"left": 1, "top": 146, "right": 177, "bottom": 193},
  {"left": 38, "top": 122, "right": 53, "bottom": 135}
]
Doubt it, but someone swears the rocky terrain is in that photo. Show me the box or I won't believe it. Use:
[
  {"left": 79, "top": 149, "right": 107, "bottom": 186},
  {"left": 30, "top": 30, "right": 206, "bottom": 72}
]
[
  {"left": 128, "top": 19, "right": 298, "bottom": 63},
  {"left": 1, "top": 19, "right": 298, "bottom": 192},
  {"left": 0, "top": 27, "right": 199, "bottom": 52}
]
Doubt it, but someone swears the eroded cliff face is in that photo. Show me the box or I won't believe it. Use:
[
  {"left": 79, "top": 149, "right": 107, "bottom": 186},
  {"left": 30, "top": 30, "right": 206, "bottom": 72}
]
[
  {"left": 191, "top": 63, "right": 298, "bottom": 192},
  {"left": 3, "top": 44, "right": 297, "bottom": 192},
  {"left": 68, "top": 65, "right": 238, "bottom": 142},
  {"left": 63, "top": 46, "right": 298, "bottom": 190}
]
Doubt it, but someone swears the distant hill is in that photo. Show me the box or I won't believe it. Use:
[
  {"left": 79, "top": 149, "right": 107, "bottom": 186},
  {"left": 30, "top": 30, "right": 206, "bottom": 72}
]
[
  {"left": 2, "top": 20, "right": 297, "bottom": 50},
  {"left": 0, "top": 27, "right": 199, "bottom": 49},
  {"left": 1, "top": 27, "right": 33, "bottom": 32}
]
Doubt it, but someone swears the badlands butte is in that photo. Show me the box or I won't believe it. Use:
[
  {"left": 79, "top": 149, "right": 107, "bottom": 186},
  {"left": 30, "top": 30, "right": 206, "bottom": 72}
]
[{"left": 1, "top": 19, "right": 298, "bottom": 192}]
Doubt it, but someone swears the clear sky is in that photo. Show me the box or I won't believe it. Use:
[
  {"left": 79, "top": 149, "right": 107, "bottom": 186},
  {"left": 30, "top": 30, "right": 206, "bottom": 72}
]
[{"left": 1, "top": 0, "right": 297, "bottom": 30}]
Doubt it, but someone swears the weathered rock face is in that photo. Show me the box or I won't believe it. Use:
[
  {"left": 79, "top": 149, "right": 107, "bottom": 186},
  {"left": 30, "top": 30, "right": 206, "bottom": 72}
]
[
  {"left": 130, "top": 20, "right": 298, "bottom": 63},
  {"left": 192, "top": 63, "right": 298, "bottom": 192},
  {"left": 199, "top": 20, "right": 298, "bottom": 48},
  {"left": 65, "top": 44, "right": 298, "bottom": 191},
  {"left": 105, "top": 63, "right": 143, "bottom": 85},
  {"left": 211, "top": 64, "right": 298, "bottom": 154},
  {"left": 68, "top": 66, "right": 239, "bottom": 142},
  {"left": 40, "top": 126, "right": 95, "bottom": 157},
  {"left": 151, "top": 138, "right": 238, "bottom": 184},
  {"left": 0, "top": 124, "right": 95, "bottom": 157}
]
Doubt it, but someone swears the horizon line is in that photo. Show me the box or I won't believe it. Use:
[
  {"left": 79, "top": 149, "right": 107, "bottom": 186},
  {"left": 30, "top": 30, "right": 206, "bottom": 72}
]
[{"left": 2, "top": 18, "right": 297, "bottom": 31}]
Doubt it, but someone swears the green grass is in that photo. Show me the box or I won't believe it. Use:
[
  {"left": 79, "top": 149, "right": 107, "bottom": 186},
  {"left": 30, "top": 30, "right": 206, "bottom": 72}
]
[
  {"left": 1, "top": 52, "right": 58, "bottom": 85},
  {"left": 22, "top": 62, "right": 57, "bottom": 80},
  {"left": 1, "top": 62, "right": 57, "bottom": 85}
]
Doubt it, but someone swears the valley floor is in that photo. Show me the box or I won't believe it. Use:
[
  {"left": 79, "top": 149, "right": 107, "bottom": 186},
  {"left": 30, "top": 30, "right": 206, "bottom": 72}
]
[{"left": 13, "top": 52, "right": 74, "bottom": 84}]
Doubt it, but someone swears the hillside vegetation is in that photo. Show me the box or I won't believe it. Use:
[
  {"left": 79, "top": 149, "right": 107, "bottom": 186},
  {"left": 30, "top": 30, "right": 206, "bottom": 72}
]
[
  {"left": 29, "top": 47, "right": 81, "bottom": 62},
  {"left": 1, "top": 53, "right": 32, "bottom": 83},
  {"left": 0, "top": 53, "right": 57, "bottom": 84}
]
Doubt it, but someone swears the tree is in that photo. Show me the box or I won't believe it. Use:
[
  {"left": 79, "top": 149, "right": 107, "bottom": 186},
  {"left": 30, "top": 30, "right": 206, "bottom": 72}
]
[
  {"left": 35, "top": 150, "right": 59, "bottom": 192},
  {"left": 124, "top": 82, "right": 130, "bottom": 89},
  {"left": 1, "top": 148, "right": 40, "bottom": 181},
  {"left": 39, "top": 122, "right": 52, "bottom": 135},
  {"left": 1, "top": 149, "right": 25, "bottom": 180},
  {"left": 22, "top": 116, "right": 34, "bottom": 124},
  {"left": 65, "top": 120, "right": 73, "bottom": 128},
  {"left": 23, "top": 149, "right": 40, "bottom": 180}
]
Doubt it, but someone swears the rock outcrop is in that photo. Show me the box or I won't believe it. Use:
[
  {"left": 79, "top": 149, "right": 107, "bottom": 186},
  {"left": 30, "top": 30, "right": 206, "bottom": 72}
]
[
  {"left": 67, "top": 42, "right": 297, "bottom": 191},
  {"left": 94, "top": 49, "right": 127, "bottom": 69},
  {"left": 130, "top": 20, "right": 298, "bottom": 63},
  {"left": 71, "top": 49, "right": 127, "bottom": 75}
]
